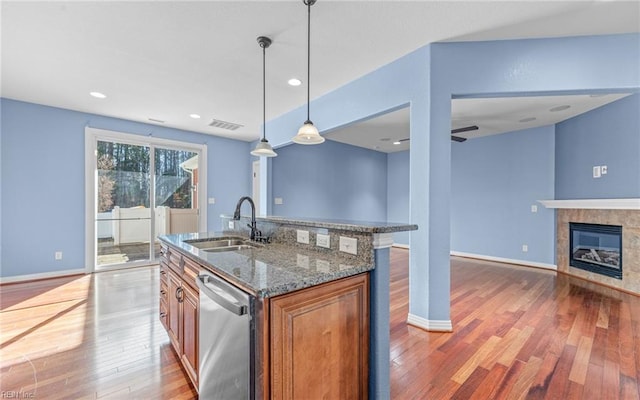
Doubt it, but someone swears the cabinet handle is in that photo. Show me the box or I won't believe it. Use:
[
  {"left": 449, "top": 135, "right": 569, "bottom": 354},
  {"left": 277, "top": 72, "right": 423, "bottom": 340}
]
[
  {"left": 176, "top": 287, "right": 184, "bottom": 303},
  {"left": 160, "top": 289, "right": 166, "bottom": 295},
  {"left": 160, "top": 270, "right": 167, "bottom": 276},
  {"left": 160, "top": 312, "right": 166, "bottom": 318}
]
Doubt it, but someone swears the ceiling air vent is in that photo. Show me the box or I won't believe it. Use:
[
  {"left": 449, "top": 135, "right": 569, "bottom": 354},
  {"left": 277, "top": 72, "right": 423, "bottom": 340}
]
[{"left": 208, "top": 118, "right": 244, "bottom": 131}]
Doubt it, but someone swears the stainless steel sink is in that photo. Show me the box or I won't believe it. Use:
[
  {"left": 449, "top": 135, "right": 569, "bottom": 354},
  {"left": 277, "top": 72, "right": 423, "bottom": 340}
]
[
  {"left": 202, "top": 244, "right": 256, "bottom": 253},
  {"left": 185, "top": 237, "right": 261, "bottom": 252}
]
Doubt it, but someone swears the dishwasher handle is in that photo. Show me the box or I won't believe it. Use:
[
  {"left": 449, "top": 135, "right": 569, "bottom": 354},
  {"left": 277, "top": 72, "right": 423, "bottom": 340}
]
[{"left": 197, "top": 274, "right": 247, "bottom": 316}]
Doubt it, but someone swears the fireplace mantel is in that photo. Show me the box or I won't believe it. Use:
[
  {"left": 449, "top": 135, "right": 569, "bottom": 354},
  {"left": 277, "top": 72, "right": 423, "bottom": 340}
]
[{"left": 539, "top": 198, "right": 640, "bottom": 210}]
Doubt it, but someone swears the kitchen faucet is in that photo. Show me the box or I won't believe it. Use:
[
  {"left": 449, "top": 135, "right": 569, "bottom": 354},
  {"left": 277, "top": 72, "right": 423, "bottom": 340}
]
[{"left": 233, "top": 196, "right": 261, "bottom": 241}]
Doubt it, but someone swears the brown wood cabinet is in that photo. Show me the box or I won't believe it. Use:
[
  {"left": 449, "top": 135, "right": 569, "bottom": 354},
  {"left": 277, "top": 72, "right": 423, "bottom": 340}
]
[
  {"left": 159, "top": 244, "right": 199, "bottom": 389},
  {"left": 270, "top": 274, "right": 369, "bottom": 400},
  {"left": 160, "top": 244, "right": 369, "bottom": 399}
]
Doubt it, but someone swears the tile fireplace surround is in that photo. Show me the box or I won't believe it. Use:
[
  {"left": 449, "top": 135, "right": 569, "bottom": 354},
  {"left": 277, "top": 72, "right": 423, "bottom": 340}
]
[{"left": 555, "top": 207, "right": 640, "bottom": 295}]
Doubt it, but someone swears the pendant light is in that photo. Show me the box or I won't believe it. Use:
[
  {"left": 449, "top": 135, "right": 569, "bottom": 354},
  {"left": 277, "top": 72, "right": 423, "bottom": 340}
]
[
  {"left": 251, "top": 36, "right": 278, "bottom": 157},
  {"left": 292, "top": 0, "right": 325, "bottom": 145}
]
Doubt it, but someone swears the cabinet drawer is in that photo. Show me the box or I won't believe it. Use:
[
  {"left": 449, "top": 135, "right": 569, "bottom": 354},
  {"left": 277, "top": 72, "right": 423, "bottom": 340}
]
[
  {"left": 169, "top": 252, "right": 183, "bottom": 275},
  {"left": 182, "top": 257, "right": 200, "bottom": 291},
  {"left": 159, "top": 299, "right": 168, "bottom": 330},
  {"left": 160, "top": 265, "right": 169, "bottom": 284},
  {"left": 160, "top": 281, "right": 169, "bottom": 303}
]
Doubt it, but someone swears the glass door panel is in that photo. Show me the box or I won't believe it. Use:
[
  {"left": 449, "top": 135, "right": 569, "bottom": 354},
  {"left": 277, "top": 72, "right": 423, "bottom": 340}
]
[
  {"left": 96, "top": 140, "right": 152, "bottom": 268},
  {"left": 154, "top": 147, "right": 199, "bottom": 244}
]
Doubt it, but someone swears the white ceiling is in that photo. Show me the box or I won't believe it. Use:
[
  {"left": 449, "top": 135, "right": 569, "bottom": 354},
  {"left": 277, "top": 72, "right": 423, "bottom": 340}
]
[
  {"left": 324, "top": 93, "right": 633, "bottom": 153},
  {"left": 2, "top": 1, "right": 639, "bottom": 142}
]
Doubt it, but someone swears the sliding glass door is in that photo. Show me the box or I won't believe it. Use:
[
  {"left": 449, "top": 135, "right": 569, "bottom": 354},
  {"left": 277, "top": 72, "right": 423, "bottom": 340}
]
[
  {"left": 87, "top": 128, "right": 205, "bottom": 271},
  {"left": 96, "top": 140, "right": 153, "bottom": 267}
]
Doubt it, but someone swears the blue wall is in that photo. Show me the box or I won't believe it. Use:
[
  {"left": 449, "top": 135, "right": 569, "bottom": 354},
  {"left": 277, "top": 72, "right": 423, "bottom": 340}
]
[
  {"left": 271, "top": 140, "right": 387, "bottom": 221},
  {"left": 451, "top": 126, "right": 556, "bottom": 265},
  {"left": 556, "top": 94, "right": 640, "bottom": 199},
  {"left": 259, "top": 33, "right": 639, "bottom": 328},
  {"left": 1, "top": 98, "right": 251, "bottom": 277},
  {"left": 386, "top": 151, "right": 410, "bottom": 246}
]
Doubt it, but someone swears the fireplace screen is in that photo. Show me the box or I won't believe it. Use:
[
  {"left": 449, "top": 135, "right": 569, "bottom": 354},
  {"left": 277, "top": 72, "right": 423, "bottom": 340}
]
[{"left": 570, "top": 222, "right": 622, "bottom": 279}]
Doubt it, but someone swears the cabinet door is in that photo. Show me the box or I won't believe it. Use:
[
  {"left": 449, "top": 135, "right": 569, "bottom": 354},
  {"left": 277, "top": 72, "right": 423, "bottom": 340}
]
[
  {"left": 271, "top": 274, "right": 369, "bottom": 400},
  {"left": 167, "top": 269, "right": 182, "bottom": 353},
  {"left": 181, "top": 282, "right": 199, "bottom": 387}
]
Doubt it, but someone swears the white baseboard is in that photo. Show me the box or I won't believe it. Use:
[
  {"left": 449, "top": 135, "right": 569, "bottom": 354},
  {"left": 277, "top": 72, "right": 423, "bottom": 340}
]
[
  {"left": 392, "top": 243, "right": 410, "bottom": 249},
  {"left": 450, "top": 251, "right": 557, "bottom": 271},
  {"left": 407, "top": 313, "right": 453, "bottom": 332},
  {"left": 0, "top": 268, "right": 86, "bottom": 284}
]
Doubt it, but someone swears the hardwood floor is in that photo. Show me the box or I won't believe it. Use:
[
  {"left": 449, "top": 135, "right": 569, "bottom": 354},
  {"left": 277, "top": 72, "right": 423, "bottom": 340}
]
[
  {"left": 0, "top": 267, "right": 196, "bottom": 399},
  {"left": 1, "top": 249, "right": 638, "bottom": 399},
  {"left": 389, "top": 250, "right": 640, "bottom": 399}
]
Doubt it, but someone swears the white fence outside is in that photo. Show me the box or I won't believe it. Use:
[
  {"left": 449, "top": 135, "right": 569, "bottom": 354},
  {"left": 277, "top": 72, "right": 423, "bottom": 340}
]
[{"left": 98, "top": 206, "right": 198, "bottom": 244}]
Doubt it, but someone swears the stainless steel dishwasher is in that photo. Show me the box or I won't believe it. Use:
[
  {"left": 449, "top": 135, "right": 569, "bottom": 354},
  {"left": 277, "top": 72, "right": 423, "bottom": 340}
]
[{"left": 197, "top": 271, "right": 254, "bottom": 399}]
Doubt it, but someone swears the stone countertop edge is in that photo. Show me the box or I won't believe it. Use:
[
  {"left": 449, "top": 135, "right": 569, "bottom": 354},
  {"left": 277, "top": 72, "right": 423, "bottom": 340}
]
[
  {"left": 237, "top": 215, "right": 418, "bottom": 233},
  {"left": 158, "top": 232, "right": 375, "bottom": 298}
]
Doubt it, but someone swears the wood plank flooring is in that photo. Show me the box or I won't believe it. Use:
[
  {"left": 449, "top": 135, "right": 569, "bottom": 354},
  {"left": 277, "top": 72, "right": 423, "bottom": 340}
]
[
  {"left": 1, "top": 248, "right": 639, "bottom": 399},
  {"left": 0, "top": 267, "right": 196, "bottom": 399},
  {"left": 389, "top": 250, "right": 640, "bottom": 399}
]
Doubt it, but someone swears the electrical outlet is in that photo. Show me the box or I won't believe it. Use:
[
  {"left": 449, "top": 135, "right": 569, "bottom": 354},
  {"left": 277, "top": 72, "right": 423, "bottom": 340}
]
[
  {"left": 228, "top": 220, "right": 235, "bottom": 229},
  {"left": 531, "top": 205, "right": 538, "bottom": 213},
  {"left": 208, "top": 197, "right": 216, "bottom": 204},
  {"left": 601, "top": 165, "right": 608, "bottom": 175},
  {"left": 55, "top": 251, "right": 63, "bottom": 260},
  {"left": 297, "top": 230, "right": 309, "bottom": 244},
  {"left": 274, "top": 197, "right": 283, "bottom": 205},
  {"left": 339, "top": 236, "right": 358, "bottom": 255},
  {"left": 316, "top": 233, "right": 330, "bottom": 248},
  {"left": 522, "top": 244, "right": 528, "bottom": 252},
  {"left": 593, "top": 166, "right": 601, "bottom": 178}
]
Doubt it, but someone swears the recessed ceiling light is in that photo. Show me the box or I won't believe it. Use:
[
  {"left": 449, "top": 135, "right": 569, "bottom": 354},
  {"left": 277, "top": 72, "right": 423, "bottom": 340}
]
[
  {"left": 288, "top": 78, "right": 302, "bottom": 86},
  {"left": 393, "top": 141, "right": 401, "bottom": 145},
  {"left": 189, "top": 114, "right": 201, "bottom": 119},
  {"left": 90, "top": 91, "right": 106, "bottom": 99},
  {"left": 519, "top": 117, "right": 536, "bottom": 123},
  {"left": 550, "top": 105, "right": 571, "bottom": 112}
]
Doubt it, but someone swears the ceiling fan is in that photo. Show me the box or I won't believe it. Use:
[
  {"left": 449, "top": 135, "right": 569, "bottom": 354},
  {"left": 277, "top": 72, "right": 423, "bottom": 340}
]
[
  {"left": 451, "top": 125, "right": 479, "bottom": 142},
  {"left": 394, "top": 124, "right": 479, "bottom": 144}
]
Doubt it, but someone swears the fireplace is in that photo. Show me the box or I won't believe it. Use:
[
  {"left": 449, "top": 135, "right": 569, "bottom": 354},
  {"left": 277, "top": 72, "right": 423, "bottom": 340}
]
[{"left": 569, "top": 222, "right": 622, "bottom": 279}]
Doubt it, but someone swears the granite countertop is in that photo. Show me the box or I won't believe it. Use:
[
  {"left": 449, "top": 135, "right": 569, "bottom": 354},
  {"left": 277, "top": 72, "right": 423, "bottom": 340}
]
[
  {"left": 258, "top": 216, "right": 418, "bottom": 233},
  {"left": 159, "top": 231, "right": 374, "bottom": 298}
]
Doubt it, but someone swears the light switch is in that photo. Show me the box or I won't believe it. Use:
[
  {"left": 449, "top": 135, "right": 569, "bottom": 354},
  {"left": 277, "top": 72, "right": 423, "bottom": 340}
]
[
  {"left": 593, "top": 166, "right": 601, "bottom": 178},
  {"left": 208, "top": 197, "right": 216, "bottom": 204},
  {"left": 316, "top": 234, "right": 330, "bottom": 248},
  {"left": 274, "top": 197, "right": 283, "bottom": 205}
]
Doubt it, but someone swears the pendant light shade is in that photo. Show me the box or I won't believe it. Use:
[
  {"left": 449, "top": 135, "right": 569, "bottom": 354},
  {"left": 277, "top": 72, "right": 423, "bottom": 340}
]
[
  {"left": 292, "top": 0, "right": 324, "bottom": 145},
  {"left": 251, "top": 36, "right": 277, "bottom": 157},
  {"left": 251, "top": 138, "right": 277, "bottom": 157}
]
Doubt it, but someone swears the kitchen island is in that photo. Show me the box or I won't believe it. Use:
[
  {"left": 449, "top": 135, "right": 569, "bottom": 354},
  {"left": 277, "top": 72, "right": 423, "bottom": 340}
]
[{"left": 159, "top": 216, "right": 417, "bottom": 399}]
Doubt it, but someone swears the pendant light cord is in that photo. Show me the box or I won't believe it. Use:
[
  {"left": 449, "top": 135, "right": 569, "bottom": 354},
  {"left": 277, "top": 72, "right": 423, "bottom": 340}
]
[
  {"left": 306, "top": 0, "right": 311, "bottom": 123},
  {"left": 262, "top": 42, "right": 266, "bottom": 141}
]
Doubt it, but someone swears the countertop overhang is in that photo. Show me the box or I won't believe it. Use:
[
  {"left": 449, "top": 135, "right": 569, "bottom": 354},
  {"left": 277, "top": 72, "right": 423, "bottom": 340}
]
[{"left": 258, "top": 216, "right": 418, "bottom": 233}]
